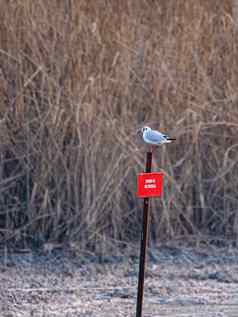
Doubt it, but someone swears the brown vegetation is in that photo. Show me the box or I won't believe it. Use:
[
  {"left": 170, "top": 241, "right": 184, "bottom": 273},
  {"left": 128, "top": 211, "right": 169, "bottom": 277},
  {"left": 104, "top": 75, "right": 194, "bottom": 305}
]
[{"left": 0, "top": 0, "right": 238, "bottom": 253}]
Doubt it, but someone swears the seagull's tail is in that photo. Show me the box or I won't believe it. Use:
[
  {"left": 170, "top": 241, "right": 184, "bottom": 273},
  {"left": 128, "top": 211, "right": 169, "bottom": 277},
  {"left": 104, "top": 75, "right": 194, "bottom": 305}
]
[
  {"left": 163, "top": 139, "right": 172, "bottom": 144},
  {"left": 167, "top": 137, "right": 176, "bottom": 141}
]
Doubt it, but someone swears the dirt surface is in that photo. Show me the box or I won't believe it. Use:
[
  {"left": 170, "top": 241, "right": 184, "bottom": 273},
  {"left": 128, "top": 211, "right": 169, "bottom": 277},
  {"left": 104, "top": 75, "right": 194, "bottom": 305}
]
[{"left": 1, "top": 244, "right": 238, "bottom": 317}]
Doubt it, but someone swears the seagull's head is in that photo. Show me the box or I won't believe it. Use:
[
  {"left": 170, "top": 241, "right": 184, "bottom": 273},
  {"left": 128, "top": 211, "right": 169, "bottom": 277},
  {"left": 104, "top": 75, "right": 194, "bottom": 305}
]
[
  {"left": 141, "top": 126, "right": 151, "bottom": 133},
  {"left": 136, "top": 126, "right": 151, "bottom": 135}
]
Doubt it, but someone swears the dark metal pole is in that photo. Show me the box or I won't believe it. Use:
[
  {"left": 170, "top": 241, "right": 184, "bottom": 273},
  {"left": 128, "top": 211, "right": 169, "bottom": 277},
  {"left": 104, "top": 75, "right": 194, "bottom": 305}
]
[{"left": 136, "top": 150, "right": 152, "bottom": 317}]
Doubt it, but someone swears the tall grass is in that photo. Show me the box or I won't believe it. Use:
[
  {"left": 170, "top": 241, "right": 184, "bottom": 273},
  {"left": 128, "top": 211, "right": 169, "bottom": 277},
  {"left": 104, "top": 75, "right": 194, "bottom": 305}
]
[{"left": 0, "top": 0, "right": 238, "bottom": 253}]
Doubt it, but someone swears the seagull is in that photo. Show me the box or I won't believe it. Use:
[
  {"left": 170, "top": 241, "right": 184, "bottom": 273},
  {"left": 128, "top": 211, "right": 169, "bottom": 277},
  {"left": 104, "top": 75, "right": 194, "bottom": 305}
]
[{"left": 138, "top": 126, "right": 176, "bottom": 146}]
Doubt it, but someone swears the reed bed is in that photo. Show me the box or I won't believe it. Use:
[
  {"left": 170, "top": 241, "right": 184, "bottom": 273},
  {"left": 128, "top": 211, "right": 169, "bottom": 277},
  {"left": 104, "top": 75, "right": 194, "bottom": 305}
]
[{"left": 0, "top": 0, "right": 238, "bottom": 253}]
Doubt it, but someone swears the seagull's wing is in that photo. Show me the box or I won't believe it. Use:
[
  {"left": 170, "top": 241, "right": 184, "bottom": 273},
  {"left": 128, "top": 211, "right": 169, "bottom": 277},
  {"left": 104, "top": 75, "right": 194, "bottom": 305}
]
[{"left": 146, "top": 130, "right": 165, "bottom": 143}]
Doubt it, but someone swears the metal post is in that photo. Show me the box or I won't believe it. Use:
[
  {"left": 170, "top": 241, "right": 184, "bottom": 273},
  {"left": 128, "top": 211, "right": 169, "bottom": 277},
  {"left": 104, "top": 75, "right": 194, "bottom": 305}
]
[{"left": 136, "top": 150, "right": 152, "bottom": 317}]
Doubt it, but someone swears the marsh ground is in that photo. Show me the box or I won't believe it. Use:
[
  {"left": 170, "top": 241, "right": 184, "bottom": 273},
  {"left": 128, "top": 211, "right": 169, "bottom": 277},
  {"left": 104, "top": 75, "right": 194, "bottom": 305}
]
[{"left": 1, "top": 244, "right": 238, "bottom": 317}]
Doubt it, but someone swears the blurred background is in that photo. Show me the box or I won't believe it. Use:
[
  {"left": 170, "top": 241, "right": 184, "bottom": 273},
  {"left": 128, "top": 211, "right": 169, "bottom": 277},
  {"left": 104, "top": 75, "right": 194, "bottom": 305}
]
[{"left": 0, "top": 0, "right": 238, "bottom": 255}]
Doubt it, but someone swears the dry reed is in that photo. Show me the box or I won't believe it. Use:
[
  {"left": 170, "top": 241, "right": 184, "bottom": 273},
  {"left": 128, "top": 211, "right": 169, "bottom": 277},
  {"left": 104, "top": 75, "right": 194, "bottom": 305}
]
[{"left": 0, "top": 0, "right": 238, "bottom": 254}]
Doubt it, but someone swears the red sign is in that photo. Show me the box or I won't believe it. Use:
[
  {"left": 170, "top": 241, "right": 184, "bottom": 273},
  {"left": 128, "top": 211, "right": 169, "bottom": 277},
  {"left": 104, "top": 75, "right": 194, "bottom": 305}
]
[{"left": 137, "top": 172, "right": 163, "bottom": 198}]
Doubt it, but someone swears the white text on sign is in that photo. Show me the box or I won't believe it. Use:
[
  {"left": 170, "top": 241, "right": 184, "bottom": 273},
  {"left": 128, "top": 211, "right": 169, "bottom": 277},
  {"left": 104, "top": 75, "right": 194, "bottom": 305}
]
[{"left": 145, "top": 179, "right": 156, "bottom": 189}]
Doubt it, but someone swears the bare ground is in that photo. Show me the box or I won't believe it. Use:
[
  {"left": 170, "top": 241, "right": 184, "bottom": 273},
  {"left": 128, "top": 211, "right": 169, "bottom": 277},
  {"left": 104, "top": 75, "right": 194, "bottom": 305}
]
[{"left": 1, "top": 244, "right": 238, "bottom": 317}]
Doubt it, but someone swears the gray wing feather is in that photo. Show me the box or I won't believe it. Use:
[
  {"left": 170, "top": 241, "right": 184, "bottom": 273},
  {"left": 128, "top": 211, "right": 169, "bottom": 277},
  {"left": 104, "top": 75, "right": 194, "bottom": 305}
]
[{"left": 146, "top": 130, "right": 165, "bottom": 142}]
